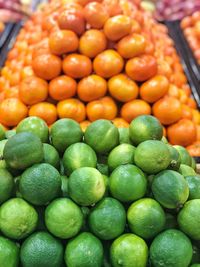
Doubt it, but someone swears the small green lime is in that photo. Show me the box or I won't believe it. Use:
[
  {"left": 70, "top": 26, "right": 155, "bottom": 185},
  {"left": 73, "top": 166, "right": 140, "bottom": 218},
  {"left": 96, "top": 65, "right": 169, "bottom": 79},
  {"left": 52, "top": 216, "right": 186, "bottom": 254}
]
[
  {"left": 118, "top": 128, "right": 131, "bottom": 144},
  {"left": 43, "top": 143, "right": 60, "bottom": 169},
  {"left": 0, "top": 168, "right": 14, "bottom": 204},
  {"left": 167, "top": 144, "right": 181, "bottom": 171},
  {"left": 179, "top": 164, "right": 196, "bottom": 176},
  {"left": 174, "top": 145, "right": 192, "bottom": 166},
  {"left": 186, "top": 175, "right": 200, "bottom": 199},
  {"left": 61, "top": 175, "right": 68, "bottom": 197},
  {"left": 0, "top": 236, "right": 19, "bottom": 267}
]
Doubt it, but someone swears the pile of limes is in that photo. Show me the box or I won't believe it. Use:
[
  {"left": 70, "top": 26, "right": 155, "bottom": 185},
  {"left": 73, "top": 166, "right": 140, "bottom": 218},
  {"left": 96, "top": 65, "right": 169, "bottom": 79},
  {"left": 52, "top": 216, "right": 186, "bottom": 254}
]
[{"left": 0, "top": 115, "right": 200, "bottom": 267}]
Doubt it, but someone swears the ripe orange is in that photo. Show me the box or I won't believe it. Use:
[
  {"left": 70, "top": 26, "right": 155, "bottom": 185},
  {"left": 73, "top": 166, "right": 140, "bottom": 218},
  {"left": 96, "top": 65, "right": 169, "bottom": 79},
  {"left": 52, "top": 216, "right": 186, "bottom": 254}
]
[
  {"left": 112, "top": 118, "right": 129, "bottom": 128},
  {"left": 80, "top": 120, "right": 91, "bottom": 132},
  {"left": 108, "top": 74, "right": 139, "bottom": 102},
  {"left": 4, "top": 86, "right": 19, "bottom": 99},
  {"left": 181, "top": 104, "right": 193, "bottom": 120},
  {"left": 63, "top": 54, "right": 92, "bottom": 78},
  {"left": 187, "top": 97, "right": 197, "bottom": 109},
  {"left": 29, "top": 102, "right": 57, "bottom": 125},
  {"left": 77, "top": 74, "right": 107, "bottom": 102},
  {"left": 49, "top": 75, "right": 77, "bottom": 101},
  {"left": 19, "top": 76, "right": 48, "bottom": 105}
]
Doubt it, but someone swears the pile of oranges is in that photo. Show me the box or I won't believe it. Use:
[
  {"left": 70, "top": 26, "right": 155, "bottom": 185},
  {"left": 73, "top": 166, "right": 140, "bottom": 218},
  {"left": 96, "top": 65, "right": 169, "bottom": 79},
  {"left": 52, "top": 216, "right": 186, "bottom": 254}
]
[
  {"left": 0, "top": 0, "right": 200, "bottom": 155},
  {"left": 181, "top": 11, "right": 200, "bottom": 64}
]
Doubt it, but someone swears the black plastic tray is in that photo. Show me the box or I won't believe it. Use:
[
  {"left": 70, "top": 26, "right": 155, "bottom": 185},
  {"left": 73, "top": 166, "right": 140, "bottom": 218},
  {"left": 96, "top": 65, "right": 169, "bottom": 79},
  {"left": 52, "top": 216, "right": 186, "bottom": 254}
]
[{"left": 0, "top": 23, "right": 15, "bottom": 49}]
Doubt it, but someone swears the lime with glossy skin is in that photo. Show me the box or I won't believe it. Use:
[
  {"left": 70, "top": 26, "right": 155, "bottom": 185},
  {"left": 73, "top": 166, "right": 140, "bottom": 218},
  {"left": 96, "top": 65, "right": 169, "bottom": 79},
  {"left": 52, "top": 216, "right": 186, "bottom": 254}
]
[
  {"left": 0, "top": 236, "right": 19, "bottom": 267},
  {"left": 43, "top": 143, "right": 60, "bottom": 169},
  {"left": 118, "top": 128, "right": 131, "bottom": 144},
  {"left": 185, "top": 175, "right": 200, "bottom": 200},
  {"left": 167, "top": 144, "right": 181, "bottom": 171},
  {"left": 0, "top": 168, "right": 14, "bottom": 204},
  {"left": 174, "top": 145, "right": 192, "bottom": 166},
  {"left": 178, "top": 164, "right": 196, "bottom": 177}
]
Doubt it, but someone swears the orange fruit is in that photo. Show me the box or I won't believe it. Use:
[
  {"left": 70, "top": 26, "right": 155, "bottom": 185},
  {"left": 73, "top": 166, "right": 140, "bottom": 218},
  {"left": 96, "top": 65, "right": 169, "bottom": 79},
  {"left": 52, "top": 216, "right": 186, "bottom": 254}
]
[
  {"left": 19, "top": 76, "right": 48, "bottom": 105},
  {"left": 49, "top": 30, "right": 79, "bottom": 56},
  {"left": 57, "top": 98, "right": 86, "bottom": 122},
  {"left": 140, "top": 75, "right": 169, "bottom": 103},
  {"left": 0, "top": 98, "right": 28, "bottom": 127},
  {"left": 167, "top": 84, "right": 180, "bottom": 98},
  {"left": 80, "top": 120, "right": 91, "bottom": 132},
  {"left": 63, "top": 54, "right": 92, "bottom": 79},
  {"left": 167, "top": 119, "right": 197, "bottom": 147},
  {"left": 153, "top": 96, "right": 182, "bottom": 125},
  {"left": 192, "top": 109, "right": 200, "bottom": 125},
  {"left": 77, "top": 74, "right": 107, "bottom": 102},
  {"left": 108, "top": 74, "right": 139, "bottom": 102},
  {"left": 29, "top": 102, "right": 57, "bottom": 125},
  {"left": 120, "top": 99, "right": 151, "bottom": 123},
  {"left": 187, "top": 98, "right": 197, "bottom": 109},
  {"left": 112, "top": 118, "right": 129, "bottom": 128},
  {"left": 49, "top": 75, "right": 77, "bottom": 101},
  {"left": 181, "top": 104, "right": 193, "bottom": 120},
  {"left": 32, "top": 54, "right": 62, "bottom": 80},
  {"left": 4, "top": 86, "right": 19, "bottom": 99},
  {"left": 187, "top": 142, "right": 200, "bottom": 157},
  {"left": 93, "top": 49, "right": 124, "bottom": 78},
  {"left": 79, "top": 30, "right": 107, "bottom": 58}
]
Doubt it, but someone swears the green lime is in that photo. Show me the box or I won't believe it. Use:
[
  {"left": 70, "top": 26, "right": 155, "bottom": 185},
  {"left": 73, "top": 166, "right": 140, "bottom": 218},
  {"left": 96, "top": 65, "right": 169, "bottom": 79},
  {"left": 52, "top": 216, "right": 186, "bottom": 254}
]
[
  {"left": 61, "top": 175, "right": 68, "bottom": 197},
  {"left": 185, "top": 175, "right": 200, "bottom": 199},
  {"left": 191, "top": 264, "right": 200, "bottom": 267},
  {"left": 89, "top": 197, "right": 126, "bottom": 240},
  {"left": 118, "top": 128, "right": 131, "bottom": 144},
  {"left": 0, "top": 168, "right": 14, "bottom": 204},
  {"left": 0, "top": 124, "right": 5, "bottom": 141},
  {"left": 152, "top": 170, "right": 189, "bottom": 209},
  {"left": 65, "top": 232, "right": 103, "bottom": 267},
  {"left": 178, "top": 199, "right": 200, "bottom": 240},
  {"left": 134, "top": 140, "right": 171, "bottom": 174},
  {"left": 192, "top": 157, "right": 196, "bottom": 170},
  {"left": 45, "top": 198, "right": 83, "bottom": 239},
  {"left": 150, "top": 229, "right": 193, "bottom": 267},
  {"left": 107, "top": 144, "right": 136, "bottom": 171},
  {"left": 127, "top": 198, "right": 166, "bottom": 239},
  {"left": 164, "top": 213, "right": 178, "bottom": 230},
  {"left": 3, "top": 132, "right": 44, "bottom": 170},
  {"left": 109, "top": 164, "right": 147, "bottom": 202},
  {"left": 162, "top": 136, "right": 168, "bottom": 144},
  {"left": 63, "top": 143, "right": 97, "bottom": 175},
  {"left": 84, "top": 120, "right": 119, "bottom": 154},
  {"left": 110, "top": 233, "right": 148, "bottom": 267},
  {"left": 167, "top": 144, "right": 181, "bottom": 171},
  {"left": 50, "top": 119, "right": 83, "bottom": 154},
  {"left": 5, "top": 130, "right": 16, "bottom": 139},
  {"left": 0, "top": 198, "right": 38, "bottom": 240},
  {"left": 68, "top": 167, "right": 105, "bottom": 206},
  {"left": 0, "top": 139, "right": 7, "bottom": 169},
  {"left": 0, "top": 236, "right": 19, "bottom": 267},
  {"left": 43, "top": 143, "right": 60, "bottom": 169},
  {"left": 174, "top": 145, "right": 192, "bottom": 166},
  {"left": 102, "top": 175, "right": 109, "bottom": 196},
  {"left": 20, "top": 231, "right": 64, "bottom": 267},
  {"left": 129, "top": 115, "right": 163, "bottom": 145},
  {"left": 16, "top": 116, "right": 49, "bottom": 143},
  {"left": 19, "top": 163, "right": 61, "bottom": 206},
  {"left": 179, "top": 164, "right": 196, "bottom": 176}
]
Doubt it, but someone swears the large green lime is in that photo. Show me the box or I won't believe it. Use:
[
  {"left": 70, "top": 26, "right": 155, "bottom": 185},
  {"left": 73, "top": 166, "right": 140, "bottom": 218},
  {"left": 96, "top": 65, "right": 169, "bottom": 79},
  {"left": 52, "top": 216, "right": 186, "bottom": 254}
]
[
  {"left": 19, "top": 163, "right": 61, "bottom": 206},
  {"left": 174, "top": 145, "right": 192, "bottom": 166},
  {"left": 63, "top": 142, "right": 97, "bottom": 175},
  {"left": 68, "top": 167, "right": 105, "bottom": 206},
  {"left": 16, "top": 116, "right": 49, "bottom": 143},
  {"left": 65, "top": 232, "right": 103, "bottom": 267},
  {"left": 185, "top": 175, "right": 200, "bottom": 199},
  {"left": 0, "top": 198, "right": 38, "bottom": 240},
  {"left": 167, "top": 144, "right": 181, "bottom": 171},
  {"left": 129, "top": 115, "right": 163, "bottom": 145},
  {"left": 20, "top": 231, "right": 64, "bottom": 267},
  {"left": 50, "top": 119, "right": 83, "bottom": 154},
  {"left": 107, "top": 144, "right": 136, "bottom": 171},
  {"left": 118, "top": 128, "right": 131, "bottom": 144},
  {"left": 152, "top": 170, "right": 189, "bottom": 209},
  {"left": 84, "top": 120, "right": 119, "bottom": 154},
  {"left": 179, "top": 164, "right": 196, "bottom": 176},
  {"left": 110, "top": 233, "right": 148, "bottom": 267},
  {"left": 109, "top": 164, "right": 147, "bottom": 202},
  {"left": 43, "top": 143, "right": 60, "bottom": 169},
  {"left": 134, "top": 140, "right": 171, "bottom": 174},
  {"left": 0, "top": 236, "right": 19, "bottom": 267},
  {"left": 45, "top": 198, "right": 83, "bottom": 239},
  {"left": 89, "top": 197, "right": 126, "bottom": 240},
  {"left": 150, "top": 229, "right": 193, "bottom": 267},
  {"left": 127, "top": 198, "right": 166, "bottom": 239},
  {"left": 0, "top": 168, "right": 14, "bottom": 204}
]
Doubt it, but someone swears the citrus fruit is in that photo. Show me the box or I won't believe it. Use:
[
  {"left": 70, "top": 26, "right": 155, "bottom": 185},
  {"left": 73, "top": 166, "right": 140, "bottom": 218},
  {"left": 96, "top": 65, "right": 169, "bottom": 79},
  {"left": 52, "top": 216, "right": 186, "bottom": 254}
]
[
  {"left": 109, "top": 164, "right": 147, "bottom": 202},
  {"left": 174, "top": 145, "right": 192, "bottom": 166},
  {"left": 19, "top": 163, "right": 61, "bottom": 206},
  {"left": 108, "top": 144, "right": 136, "bottom": 171},
  {"left": 16, "top": 116, "right": 49, "bottom": 143},
  {"left": 185, "top": 175, "right": 200, "bottom": 199},
  {"left": 20, "top": 231, "right": 64, "bottom": 267},
  {"left": 3, "top": 132, "right": 43, "bottom": 170},
  {"left": 118, "top": 128, "right": 131, "bottom": 144},
  {"left": 179, "top": 164, "right": 196, "bottom": 176},
  {"left": 0, "top": 124, "right": 5, "bottom": 140},
  {"left": 84, "top": 120, "right": 119, "bottom": 154},
  {"left": 178, "top": 199, "right": 200, "bottom": 240},
  {"left": 0, "top": 236, "right": 19, "bottom": 267},
  {"left": 0, "top": 169, "right": 14, "bottom": 204},
  {"left": 134, "top": 140, "right": 171, "bottom": 174},
  {"left": 129, "top": 115, "right": 163, "bottom": 145},
  {"left": 164, "top": 213, "right": 178, "bottom": 230},
  {"left": 65, "top": 232, "right": 103, "bottom": 267},
  {"left": 68, "top": 167, "right": 105, "bottom": 206},
  {"left": 127, "top": 198, "right": 166, "bottom": 239},
  {"left": 63, "top": 143, "right": 97, "bottom": 175},
  {"left": 150, "top": 229, "right": 193, "bottom": 267},
  {"left": 61, "top": 175, "right": 69, "bottom": 197},
  {"left": 152, "top": 170, "right": 189, "bottom": 209},
  {"left": 191, "top": 157, "right": 196, "bottom": 170},
  {"left": 89, "top": 197, "right": 126, "bottom": 240},
  {"left": 167, "top": 144, "right": 181, "bottom": 171},
  {"left": 50, "top": 119, "right": 83, "bottom": 153},
  {"left": 0, "top": 198, "right": 38, "bottom": 240},
  {"left": 110, "top": 233, "right": 148, "bottom": 267},
  {"left": 45, "top": 198, "right": 83, "bottom": 239},
  {"left": 43, "top": 143, "right": 60, "bottom": 169}
]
